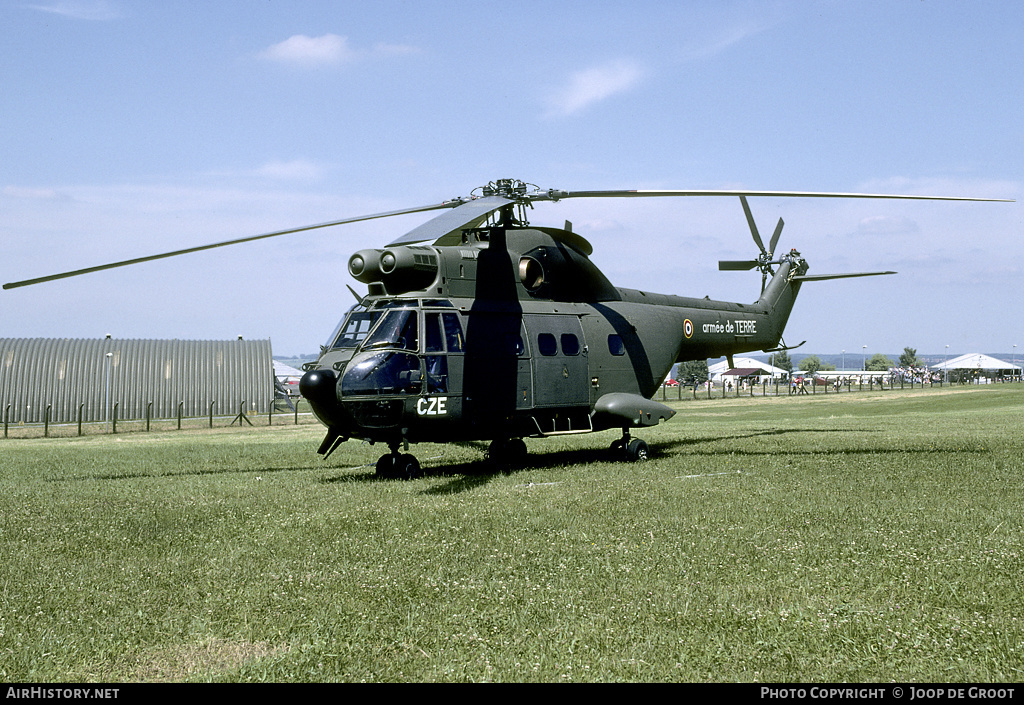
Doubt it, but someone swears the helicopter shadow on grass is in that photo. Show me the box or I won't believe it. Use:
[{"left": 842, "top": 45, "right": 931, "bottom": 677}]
[
  {"left": 318, "top": 428, "right": 874, "bottom": 494},
  {"left": 50, "top": 460, "right": 332, "bottom": 483},
  {"left": 318, "top": 442, "right": 631, "bottom": 494},
  {"left": 652, "top": 426, "right": 878, "bottom": 455},
  {"left": 319, "top": 424, "right": 988, "bottom": 494},
  {"left": 655, "top": 426, "right": 991, "bottom": 462}
]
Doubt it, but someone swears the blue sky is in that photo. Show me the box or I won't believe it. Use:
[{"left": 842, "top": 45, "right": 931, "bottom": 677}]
[{"left": 2, "top": 0, "right": 1021, "bottom": 361}]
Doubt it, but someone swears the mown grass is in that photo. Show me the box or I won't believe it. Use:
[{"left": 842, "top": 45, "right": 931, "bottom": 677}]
[{"left": 1, "top": 385, "right": 1022, "bottom": 682}]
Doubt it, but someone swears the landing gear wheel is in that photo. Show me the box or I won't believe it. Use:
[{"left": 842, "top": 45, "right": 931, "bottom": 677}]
[
  {"left": 625, "top": 438, "right": 649, "bottom": 462},
  {"left": 375, "top": 454, "right": 398, "bottom": 478},
  {"left": 609, "top": 438, "right": 627, "bottom": 458},
  {"left": 375, "top": 453, "right": 422, "bottom": 480},
  {"left": 396, "top": 454, "right": 422, "bottom": 480},
  {"left": 507, "top": 438, "right": 528, "bottom": 463},
  {"left": 487, "top": 438, "right": 528, "bottom": 467}
]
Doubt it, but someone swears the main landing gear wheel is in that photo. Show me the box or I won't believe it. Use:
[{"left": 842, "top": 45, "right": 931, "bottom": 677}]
[
  {"left": 625, "top": 438, "right": 649, "bottom": 462},
  {"left": 610, "top": 431, "right": 649, "bottom": 462},
  {"left": 375, "top": 452, "right": 422, "bottom": 480},
  {"left": 487, "top": 438, "right": 528, "bottom": 466}
]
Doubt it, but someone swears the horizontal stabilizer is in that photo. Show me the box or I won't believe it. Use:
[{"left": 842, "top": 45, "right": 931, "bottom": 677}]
[{"left": 792, "top": 271, "right": 896, "bottom": 282}]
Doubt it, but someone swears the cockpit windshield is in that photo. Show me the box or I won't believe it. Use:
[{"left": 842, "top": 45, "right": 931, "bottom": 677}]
[{"left": 362, "top": 309, "right": 419, "bottom": 351}]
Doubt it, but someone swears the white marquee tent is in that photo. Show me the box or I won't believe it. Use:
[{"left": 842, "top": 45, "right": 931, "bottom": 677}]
[
  {"left": 707, "top": 356, "right": 788, "bottom": 382},
  {"left": 930, "top": 353, "right": 1021, "bottom": 375}
]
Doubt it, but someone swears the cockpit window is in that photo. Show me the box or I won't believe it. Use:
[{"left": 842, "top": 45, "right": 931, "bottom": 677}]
[
  {"left": 362, "top": 309, "right": 419, "bottom": 351},
  {"left": 371, "top": 299, "right": 417, "bottom": 310},
  {"left": 329, "top": 308, "right": 382, "bottom": 350}
]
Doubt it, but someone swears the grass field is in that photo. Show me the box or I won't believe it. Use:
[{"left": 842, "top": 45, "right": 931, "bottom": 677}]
[{"left": 1, "top": 385, "right": 1022, "bottom": 682}]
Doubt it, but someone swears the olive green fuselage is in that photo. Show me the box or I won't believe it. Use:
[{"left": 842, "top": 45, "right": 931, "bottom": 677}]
[{"left": 302, "top": 225, "right": 805, "bottom": 448}]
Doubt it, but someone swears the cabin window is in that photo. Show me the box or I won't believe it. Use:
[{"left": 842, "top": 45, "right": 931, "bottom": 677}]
[
  {"left": 503, "top": 333, "right": 526, "bottom": 356},
  {"left": 561, "top": 333, "right": 580, "bottom": 356},
  {"left": 425, "top": 313, "right": 444, "bottom": 353},
  {"left": 425, "top": 355, "right": 448, "bottom": 393},
  {"left": 538, "top": 333, "right": 558, "bottom": 356},
  {"left": 608, "top": 334, "right": 625, "bottom": 356},
  {"left": 442, "top": 312, "right": 464, "bottom": 352}
]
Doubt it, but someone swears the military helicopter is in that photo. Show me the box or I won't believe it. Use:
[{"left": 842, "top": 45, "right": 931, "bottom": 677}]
[{"left": 4, "top": 178, "right": 1010, "bottom": 478}]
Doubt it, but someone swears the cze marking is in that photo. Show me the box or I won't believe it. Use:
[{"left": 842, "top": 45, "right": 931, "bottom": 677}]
[{"left": 417, "top": 396, "right": 448, "bottom": 416}]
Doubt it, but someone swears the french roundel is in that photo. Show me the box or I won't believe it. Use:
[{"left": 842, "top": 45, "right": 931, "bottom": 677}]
[{"left": 684, "top": 319, "right": 693, "bottom": 338}]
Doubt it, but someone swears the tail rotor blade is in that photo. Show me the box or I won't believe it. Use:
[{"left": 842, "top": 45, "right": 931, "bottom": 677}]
[
  {"left": 739, "top": 196, "right": 766, "bottom": 255},
  {"left": 719, "top": 260, "right": 759, "bottom": 271},
  {"left": 768, "top": 217, "right": 784, "bottom": 256}
]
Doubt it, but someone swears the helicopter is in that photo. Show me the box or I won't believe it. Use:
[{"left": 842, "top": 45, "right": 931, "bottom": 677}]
[{"left": 3, "top": 178, "right": 1010, "bottom": 478}]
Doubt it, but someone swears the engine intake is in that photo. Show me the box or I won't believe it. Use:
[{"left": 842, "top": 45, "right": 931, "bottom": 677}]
[
  {"left": 348, "top": 246, "right": 439, "bottom": 294},
  {"left": 348, "top": 249, "right": 385, "bottom": 283}
]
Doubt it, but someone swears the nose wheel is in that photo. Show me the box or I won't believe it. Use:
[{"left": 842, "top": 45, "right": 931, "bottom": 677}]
[{"left": 376, "top": 450, "right": 422, "bottom": 480}]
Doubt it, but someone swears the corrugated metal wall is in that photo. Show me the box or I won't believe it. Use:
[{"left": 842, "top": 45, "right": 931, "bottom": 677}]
[{"left": 0, "top": 338, "right": 273, "bottom": 424}]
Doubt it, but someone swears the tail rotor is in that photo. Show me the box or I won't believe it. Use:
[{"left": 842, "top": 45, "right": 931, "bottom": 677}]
[{"left": 718, "top": 196, "right": 784, "bottom": 292}]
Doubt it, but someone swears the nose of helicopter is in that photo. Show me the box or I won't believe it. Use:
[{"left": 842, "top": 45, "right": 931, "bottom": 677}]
[
  {"left": 299, "top": 368, "right": 337, "bottom": 402},
  {"left": 299, "top": 368, "right": 341, "bottom": 424}
]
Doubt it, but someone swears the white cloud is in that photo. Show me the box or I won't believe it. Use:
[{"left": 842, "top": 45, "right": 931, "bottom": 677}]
[
  {"left": 371, "top": 42, "right": 420, "bottom": 57},
  {"left": 254, "top": 159, "right": 326, "bottom": 181},
  {"left": 260, "top": 34, "right": 354, "bottom": 68},
  {"left": 854, "top": 215, "right": 919, "bottom": 237},
  {"left": 543, "top": 59, "right": 645, "bottom": 118},
  {"left": 676, "top": 22, "right": 769, "bottom": 63},
  {"left": 2, "top": 185, "right": 66, "bottom": 200},
  {"left": 259, "top": 35, "right": 421, "bottom": 69},
  {"left": 26, "top": 1, "right": 120, "bottom": 20}
]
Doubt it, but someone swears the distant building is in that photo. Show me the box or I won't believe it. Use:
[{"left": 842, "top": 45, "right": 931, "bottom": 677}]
[{"left": 0, "top": 338, "right": 273, "bottom": 424}]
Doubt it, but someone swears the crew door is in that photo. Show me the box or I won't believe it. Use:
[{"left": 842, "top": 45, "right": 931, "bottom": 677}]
[{"left": 523, "top": 314, "right": 588, "bottom": 407}]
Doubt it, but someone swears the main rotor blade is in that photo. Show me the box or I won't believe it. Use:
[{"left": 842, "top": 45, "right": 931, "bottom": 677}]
[
  {"left": 386, "top": 195, "right": 513, "bottom": 246},
  {"left": 2, "top": 200, "right": 457, "bottom": 290},
  {"left": 542, "top": 188, "right": 1013, "bottom": 202}
]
